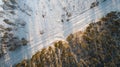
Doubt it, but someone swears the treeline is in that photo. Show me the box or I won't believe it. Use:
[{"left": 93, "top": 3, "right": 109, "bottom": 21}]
[{"left": 15, "top": 11, "right": 120, "bottom": 67}]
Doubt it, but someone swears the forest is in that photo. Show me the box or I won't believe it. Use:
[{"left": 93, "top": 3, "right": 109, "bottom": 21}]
[{"left": 15, "top": 11, "right": 120, "bottom": 67}]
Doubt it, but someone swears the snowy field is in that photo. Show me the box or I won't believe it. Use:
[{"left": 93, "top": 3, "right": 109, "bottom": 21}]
[{"left": 0, "top": 0, "right": 120, "bottom": 66}]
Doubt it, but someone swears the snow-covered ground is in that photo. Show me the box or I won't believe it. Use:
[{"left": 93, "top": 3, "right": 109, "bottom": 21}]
[{"left": 0, "top": 0, "right": 120, "bottom": 66}]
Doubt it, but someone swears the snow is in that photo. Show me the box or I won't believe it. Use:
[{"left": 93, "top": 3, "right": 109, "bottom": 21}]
[
  {"left": 0, "top": 0, "right": 3, "bottom": 5},
  {"left": 0, "top": 0, "right": 120, "bottom": 66}
]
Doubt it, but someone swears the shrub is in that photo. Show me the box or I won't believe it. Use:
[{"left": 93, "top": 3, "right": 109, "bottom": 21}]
[
  {"left": 90, "top": 1, "right": 99, "bottom": 8},
  {"left": 66, "top": 12, "right": 72, "bottom": 17},
  {"left": 21, "top": 38, "right": 28, "bottom": 46},
  {"left": 66, "top": 19, "right": 69, "bottom": 21},
  {"left": 3, "top": 19, "right": 15, "bottom": 26},
  {"left": 5, "top": 27, "right": 12, "bottom": 31},
  {"left": 9, "top": 46, "right": 16, "bottom": 51},
  {"left": 100, "top": 17, "right": 109, "bottom": 21},
  {"left": 66, "top": 34, "right": 73, "bottom": 42},
  {"left": 61, "top": 19, "right": 64, "bottom": 22},
  {"left": 10, "top": 11, "right": 15, "bottom": 14},
  {"left": 10, "top": 0, "right": 17, "bottom": 4}
]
